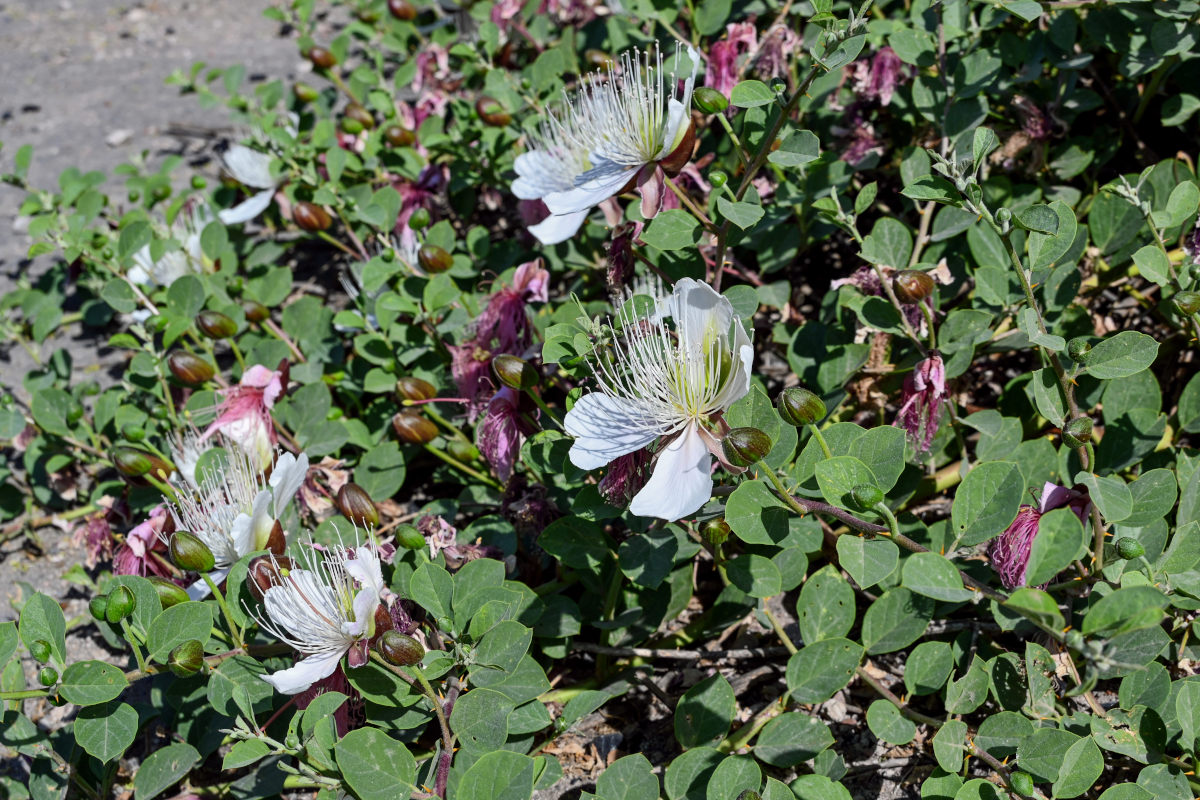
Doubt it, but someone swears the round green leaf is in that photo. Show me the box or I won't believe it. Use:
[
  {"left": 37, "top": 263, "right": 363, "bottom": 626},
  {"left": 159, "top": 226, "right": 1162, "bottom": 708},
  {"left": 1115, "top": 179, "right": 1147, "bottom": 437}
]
[
  {"left": 59, "top": 660, "right": 128, "bottom": 707},
  {"left": 865, "top": 700, "right": 916, "bottom": 745},
  {"left": 901, "top": 552, "right": 973, "bottom": 602},
  {"left": 755, "top": 713, "right": 834, "bottom": 766},
  {"left": 675, "top": 675, "right": 736, "bottom": 749},
  {"left": 786, "top": 638, "right": 863, "bottom": 704},
  {"left": 74, "top": 700, "right": 138, "bottom": 763},
  {"left": 334, "top": 728, "right": 418, "bottom": 800},
  {"left": 134, "top": 743, "right": 200, "bottom": 800},
  {"left": 837, "top": 536, "right": 899, "bottom": 589}
]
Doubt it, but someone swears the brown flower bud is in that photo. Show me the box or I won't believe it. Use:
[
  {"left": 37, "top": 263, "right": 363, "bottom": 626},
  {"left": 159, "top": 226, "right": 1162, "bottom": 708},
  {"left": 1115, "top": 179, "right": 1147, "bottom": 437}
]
[
  {"left": 388, "top": 0, "right": 417, "bottom": 19},
  {"left": 244, "top": 301, "right": 270, "bottom": 323},
  {"left": 892, "top": 270, "right": 935, "bottom": 304},
  {"left": 248, "top": 555, "right": 294, "bottom": 600},
  {"left": 344, "top": 102, "right": 375, "bottom": 130},
  {"left": 378, "top": 630, "right": 424, "bottom": 666},
  {"left": 166, "top": 350, "right": 215, "bottom": 386},
  {"left": 492, "top": 354, "right": 538, "bottom": 391},
  {"left": 337, "top": 483, "right": 381, "bottom": 527},
  {"left": 397, "top": 376, "right": 436, "bottom": 402},
  {"left": 293, "top": 202, "right": 333, "bottom": 232},
  {"left": 475, "top": 96, "right": 512, "bottom": 126},
  {"left": 308, "top": 46, "right": 337, "bottom": 69},
  {"left": 418, "top": 244, "right": 453, "bottom": 274},
  {"left": 196, "top": 310, "right": 237, "bottom": 339},
  {"left": 293, "top": 82, "right": 319, "bottom": 103},
  {"left": 112, "top": 446, "right": 172, "bottom": 481},
  {"left": 384, "top": 125, "right": 416, "bottom": 148},
  {"left": 393, "top": 411, "right": 438, "bottom": 444}
]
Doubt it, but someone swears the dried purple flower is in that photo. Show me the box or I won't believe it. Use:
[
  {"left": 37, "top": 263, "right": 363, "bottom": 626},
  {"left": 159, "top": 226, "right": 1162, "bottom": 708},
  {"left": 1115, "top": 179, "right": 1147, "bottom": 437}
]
[
  {"left": 597, "top": 448, "right": 653, "bottom": 507},
  {"left": 704, "top": 22, "right": 758, "bottom": 100},
  {"left": 852, "top": 47, "right": 906, "bottom": 107},
  {"left": 989, "top": 482, "right": 1091, "bottom": 589},
  {"left": 477, "top": 387, "right": 538, "bottom": 482},
  {"left": 893, "top": 353, "right": 947, "bottom": 453}
]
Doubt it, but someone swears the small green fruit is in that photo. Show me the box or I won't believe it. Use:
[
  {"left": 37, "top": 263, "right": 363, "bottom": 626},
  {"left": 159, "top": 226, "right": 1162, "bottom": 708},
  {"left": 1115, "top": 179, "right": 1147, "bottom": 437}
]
[
  {"left": 38, "top": 667, "right": 59, "bottom": 687},
  {"left": 105, "top": 585, "right": 137, "bottom": 624},
  {"left": 850, "top": 484, "right": 884, "bottom": 511},
  {"left": 778, "top": 387, "right": 826, "bottom": 427},
  {"left": 170, "top": 531, "right": 216, "bottom": 573},
  {"left": 721, "top": 427, "right": 772, "bottom": 468},
  {"left": 693, "top": 87, "right": 729, "bottom": 114},
  {"left": 1062, "top": 417, "right": 1093, "bottom": 448},
  {"left": 1115, "top": 537, "right": 1145, "bottom": 560},
  {"left": 169, "top": 640, "right": 206, "bottom": 677}
]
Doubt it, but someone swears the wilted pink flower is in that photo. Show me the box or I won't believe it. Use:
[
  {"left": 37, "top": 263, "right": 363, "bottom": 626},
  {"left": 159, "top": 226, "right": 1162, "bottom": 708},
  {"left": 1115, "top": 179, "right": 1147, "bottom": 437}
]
[
  {"left": 78, "top": 514, "right": 113, "bottom": 569},
  {"left": 392, "top": 165, "right": 446, "bottom": 263},
  {"left": 478, "top": 388, "right": 538, "bottom": 482},
  {"left": 834, "top": 107, "right": 885, "bottom": 167},
  {"left": 114, "top": 505, "right": 174, "bottom": 578},
  {"left": 202, "top": 364, "right": 284, "bottom": 470},
  {"left": 989, "top": 483, "right": 1091, "bottom": 589},
  {"left": 418, "top": 514, "right": 501, "bottom": 571},
  {"left": 491, "top": 0, "right": 523, "bottom": 24},
  {"left": 545, "top": 0, "right": 600, "bottom": 24},
  {"left": 705, "top": 22, "right": 758, "bottom": 99},
  {"left": 852, "top": 47, "right": 906, "bottom": 107},
  {"left": 598, "top": 449, "right": 652, "bottom": 507},
  {"left": 501, "top": 477, "right": 560, "bottom": 539},
  {"left": 893, "top": 353, "right": 946, "bottom": 453},
  {"left": 754, "top": 25, "right": 801, "bottom": 81},
  {"left": 413, "top": 44, "right": 451, "bottom": 96},
  {"left": 1012, "top": 95, "right": 1050, "bottom": 141},
  {"left": 1185, "top": 220, "right": 1200, "bottom": 268},
  {"left": 606, "top": 222, "right": 643, "bottom": 291}
]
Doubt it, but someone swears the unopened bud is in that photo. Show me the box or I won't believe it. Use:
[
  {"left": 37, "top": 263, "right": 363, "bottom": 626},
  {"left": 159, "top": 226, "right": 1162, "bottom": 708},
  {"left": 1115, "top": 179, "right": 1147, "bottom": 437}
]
[
  {"left": 147, "top": 577, "right": 190, "bottom": 609},
  {"left": 1067, "top": 337, "right": 1091, "bottom": 363},
  {"left": 1062, "top": 417, "right": 1093, "bottom": 448},
  {"left": 892, "top": 270, "right": 935, "bottom": 304},
  {"left": 392, "top": 411, "right": 438, "bottom": 444},
  {"left": 995, "top": 207, "right": 1013, "bottom": 226},
  {"left": 1009, "top": 771, "right": 1034, "bottom": 797},
  {"left": 105, "top": 585, "right": 137, "bottom": 624},
  {"left": 38, "top": 667, "right": 58, "bottom": 687},
  {"left": 418, "top": 244, "right": 453, "bottom": 274},
  {"left": 493, "top": 354, "right": 538, "bottom": 391},
  {"left": 170, "top": 531, "right": 216, "bottom": 573},
  {"left": 778, "top": 387, "right": 826, "bottom": 427},
  {"left": 708, "top": 170, "right": 727, "bottom": 188},
  {"left": 1115, "top": 537, "right": 1145, "bottom": 560},
  {"left": 378, "top": 630, "right": 425, "bottom": 666},
  {"left": 693, "top": 87, "right": 729, "bottom": 114},
  {"left": 407, "top": 207, "right": 430, "bottom": 230},
  {"left": 342, "top": 117, "right": 363, "bottom": 135},
  {"left": 388, "top": 0, "right": 417, "bottom": 19},
  {"left": 384, "top": 125, "right": 416, "bottom": 148},
  {"left": 29, "top": 639, "right": 51, "bottom": 664},
  {"left": 850, "top": 484, "right": 884, "bottom": 511},
  {"left": 337, "top": 483, "right": 381, "bottom": 527},
  {"left": 344, "top": 102, "right": 375, "bottom": 130},
  {"left": 167, "top": 350, "right": 215, "bottom": 386},
  {"left": 702, "top": 519, "right": 731, "bottom": 547},
  {"left": 307, "top": 46, "right": 337, "bottom": 69},
  {"left": 397, "top": 376, "right": 436, "bottom": 401},
  {"left": 1064, "top": 629, "right": 1085, "bottom": 651},
  {"left": 447, "top": 440, "right": 479, "bottom": 462},
  {"left": 248, "top": 555, "right": 294, "bottom": 601},
  {"left": 722, "top": 427, "right": 772, "bottom": 468},
  {"left": 112, "top": 446, "right": 171, "bottom": 481},
  {"left": 475, "top": 96, "right": 512, "bottom": 126},
  {"left": 1174, "top": 291, "right": 1200, "bottom": 316},
  {"left": 89, "top": 595, "right": 109, "bottom": 622},
  {"left": 584, "top": 49, "right": 612, "bottom": 68},
  {"left": 196, "top": 310, "right": 238, "bottom": 339},
  {"left": 244, "top": 301, "right": 270, "bottom": 324},
  {"left": 395, "top": 524, "right": 425, "bottom": 550},
  {"left": 293, "top": 82, "right": 319, "bottom": 103},
  {"left": 293, "top": 202, "right": 333, "bottom": 232},
  {"left": 168, "top": 640, "right": 205, "bottom": 677}
]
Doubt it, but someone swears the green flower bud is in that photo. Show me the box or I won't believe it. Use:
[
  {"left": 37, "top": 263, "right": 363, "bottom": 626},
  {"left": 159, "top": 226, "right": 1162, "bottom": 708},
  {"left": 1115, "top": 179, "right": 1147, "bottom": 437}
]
[
  {"left": 38, "top": 667, "right": 59, "bottom": 687},
  {"left": 392, "top": 411, "right": 438, "bottom": 444},
  {"left": 29, "top": 639, "right": 51, "bottom": 664},
  {"left": 1174, "top": 290, "right": 1200, "bottom": 316},
  {"left": 397, "top": 376, "right": 436, "bottom": 401},
  {"left": 341, "top": 117, "right": 364, "bottom": 135},
  {"left": 168, "top": 640, "right": 206, "bottom": 677},
  {"left": 105, "top": 585, "right": 137, "bottom": 624},
  {"left": 147, "top": 577, "right": 190, "bottom": 609},
  {"left": 196, "top": 310, "right": 238, "bottom": 339},
  {"left": 344, "top": 102, "right": 375, "bottom": 130},
  {"left": 111, "top": 446, "right": 171, "bottom": 481},
  {"left": 170, "top": 531, "right": 216, "bottom": 573},
  {"left": 293, "top": 82, "right": 320, "bottom": 103},
  {"left": 1062, "top": 417, "right": 1093, "bottom": 448},
  {"left": 892, "top": 270, "right": 935, "bottom": 304},
  {"left": 1009, "top": 771, "right": 1034, "bottom": 797},
  {"left": 778, "top": 387, "right": 826, "bottom": 427},
  {"left": 1067, "top": 337, "right": 1091, "bottom": 363},
  {"left": 693, "top": 87, "right": 729, "bottom": 114},
  {"left": 190, "top": 176, "right": 207, "bottom": 190},
  {"left": 850, "top": 484, "right": 884, "bottom": 511},
  {"left": 307, "top": 46, "right": 337, "bottom": 69},
  {"left": 418, "top": 244, "right": 453, "bottom": 274},
  {"left": 378, "top": 630, "right": 425, "bottom": 666},
  {"left": 407, "top": 207, "right": 430, "bottom": 230},
  {"left": 384, "top": 125, "right": 416, "bottom": 148},
  {"left": 89, "top": 595, "right": 109, "bottom": 622},
  {"left": 492, "top": 354, "right": 539, "bottom": 391},
  {"left": 1064, "top": 629, "right": 1085, "bottom": 651},
  {"left": 447, "top": 439, "right": 480, "bottom": 463},
  {"left": 128, "top": 190, "right": 141, "bottom": 203},
  {"left": 395, "top": 524, "right": 425, "bottom": 550},
  {"left": 166, "top": 350, "right": 215, "bottom": 386},
  {"left": 701, "top": 518, "right": 731, "bottom": 548},
  {"left": 121, "top": 424, "right": 146, "bottom": 443},
  {"left": 708, "top": 170, "right": 727, "bottom": 189},
  {"left": 722, "top": 427, "right": 772, "bottom": 468},
  {"left": 336, "top": 483, "right": 381, "bottom": 528},
  {"left": 243, "top": 301, "right": 269, "bottom": 323},
  {"left": 1115, "top": 537, "right": 1145, "bottom": 560},
  {"left": 995, "top": 207, "right": 1013, "bottom": 225}
]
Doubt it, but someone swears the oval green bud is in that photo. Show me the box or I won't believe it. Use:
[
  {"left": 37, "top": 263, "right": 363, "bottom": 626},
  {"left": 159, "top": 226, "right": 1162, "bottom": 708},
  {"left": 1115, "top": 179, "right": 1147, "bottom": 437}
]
[
  {"left": 417, "top": 244, "right": 453, "bottom": 274},
  {"left": 336, "top": 483, "right": 381, "bottom": 528},
  {"left": 147, "top": 577, "right": 190, "bottom": 609},
  {"left": 995, "top": 207, "right": 1013, "bottom": 225},
  {"left": 293, "top": 81, "right": 320, "bottom": 103},
  {"left": 492, "top": 354, "right": 539, "bottom": 391},
  {"left": 105, "top": 585, "right": 137, "bottom": 624},
  {"left": 1174, "top": 290, "right": 1200, "bottom": 316},
  {"left": 395, "top": 524, "right": 425, "bottom": 550},
  {"left": 169, "top": 640, "right": 206, "bottom": 677},
  {"left": 378, "top": 630, "right": 425, "bottom": 666},
  {"left": 397, "top": 376, "right": 436, "bottom": 401},
  {"left": 170, "top": 531, "right": 216, "bottom": 573},
  {"left": 29, "top": 639, "right": 52, "bottom": 664},
  {"left": 708, "top": 170, "right": 727, "bottom": 189},
  {"left": 447, "top": 439, "right": 480, "bottom": 463},
  {"left": 721, "top": 427, "right": 772, "bottom": 468},
  {"left": 196, "top": 310, "right": 238, "bottom": 339},
  {"left": 1064, "top": 629, "right": 1085, "bottom": 651},
  {"left": 407, "top": 207, "right": 430, "bottom": 230},
  {"left": 111, "top": 446, "right": 171, "bottom": 480},
  {"left": 850, "top": 484, "right": 884, "bottom": 511},
  {"left": 38, "top": 667, "right": 59, "bottom": 687},
  {"left": 1115, "top": 537, "right": 1145, "bottom": 560},
  {"left": 89, "top": 595, "right": 109, "bottom": 622},
  {"left": 190, "top": 176, "right": 207, "bottom": 190},
  {"left": 1062, "top": 416, "right": 1093, "bottom": 448},
  {"left": 778, "top": 387, "right": 826, "bottom": 427},
  {"left": 693, "top": 86, "right": 728, "bottom": 114},
  {"left": 1009, "top": 771, "right": 1034, "bottom": 797},
  {"left": 121, "top": 423, "right": 146, "bottom": 443},
  {"left": 1067, "top": 337, "right": 1091, "bottom": 363},
  {"left": 701, "top": 518, "right": 731, "bottom": 548}
]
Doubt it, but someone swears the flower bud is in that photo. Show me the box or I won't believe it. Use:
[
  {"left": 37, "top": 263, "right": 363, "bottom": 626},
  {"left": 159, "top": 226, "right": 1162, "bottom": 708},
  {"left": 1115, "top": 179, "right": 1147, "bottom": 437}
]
[
  {"left": 307, "top": 46, "right": 337, "bottom": 69},
  {"left": 344, "top": 102, "right": 375, "bottom": 130},
  {"left": 1067, "top": 337, "right": 1091, "bottom": 363},
  {"left": 995, "top": 207, "right": 1013, "bottom": 226},
  {"left": 1174, "top": 290, "right": 1200, "bottom": 316},
  {"left": 341, "top": 117, "right": 363, "bottom": 135},
  {"left": 89, "top": 595, "right": 109, "bottom": 622},
  {"left": 850, "top": 484, "right": 884, "bottom": 511},
  {"left": 112, "top": 446, "right": 171, "bottom": 481},
  {"left": 395, "top": 524, "right": 425, "bottom": 550},
  {"left": 418, "top": 244, "right": 453, "bottom": 274},
  {"left": 492, "top": 354, "right": 538, "bottom": 391},
  {"left": 475, "top": 96, "right": 512, "bottom": 126},
  {"left": 166, "top": 350, "right": 215, "bottom": 386},
  {"left": 121, "top": 424, "right": 145, "bottom": 442},
  {"left": 693, "top": 87, "right": 729, "bottom": 114},
  {"left": 196, "top": 310, "right": 238, "bottom": 339},
  {"left": 708, "top": 170, "right": 727, "bottom": 189},
  {"left": 447, "top": 440, "right": 480, "bottom": 463},
  {"left": 778, "top": 387, "right": 826, "bottom": 427},
  {"left": 1064, "top": 629, "right": 1085, "bottom": 651},
  {"left": 293, "top": 82, "right": 319, "bottom": 103},
  {"left": 105, "top": 585, "right": 137, "bottom": 624},
  {"left": 892, "top": 270, "right": 935, "bottom": 304},
  {"left": 248, "top": 555, "right": 294, "bottom": 601},
  {"left": 29, "top": 639, "right": 51, "bottom": 664},
  {"left": 38, "top": 667, "right": 58, "bottom": 687},
  {"left": 337, "top": 483, "right": 381, "bottom": 527},
  {"left": 293, "top": 202, "right": 333, "bottom": 232},
  {"left": 407, "top": 207, "right": 430, "bottom": 230},
  {"left": 701, "top": 518, "right": 731, "bottom": 548},
  {"left": 147, "top": 577, "right": 190, "bottom": 609},
  {"left": 1115, "top": 537, "right": 1145, "bottom": 560},
  {"left": 170, "top": 531, "right": 216, "bottom": 573},
  {"left": 384, "top": 125, "right": 416, "bottom": 148},
  {"left": 244, "top": 301, "right": 270, "bottom": 324},
  {"left": 721, "top": 427, "right": 772, "bottom": 468},
  {"left": 1062, "top": 417, "right": 1093, "bottom": 448},
  {"left": 397, "top": 376, "right": 436, "bottom": 401},
  {"left": 1009, "top": 771, "right": 1034, "bottom": 797},
  {"left": 392, "top": 411, "right": 438, "bottom": 444},
  {"left": 584, "top": 49, "right": 613, "bottom": 68},
  {"left": 388, "top": 0, "right": 417, "bottom": 19},
  {"left": 378, "top": 630, "right": 425, "bottom": 666},
  {"left": 168, "top": 640, "right": 205, "bottom": 677}
]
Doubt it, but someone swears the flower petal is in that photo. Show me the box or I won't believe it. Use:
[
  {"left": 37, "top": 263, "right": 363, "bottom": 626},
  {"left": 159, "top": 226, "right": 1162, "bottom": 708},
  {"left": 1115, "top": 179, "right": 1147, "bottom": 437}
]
[
  {"left": 218, "top": 189, "right": 275, "bottom": 225},
  {"left": 564, "top": 392, "right": 662, "bottom": 471},
  {"left": 630, "top": 425, "right": 713, "bottom": 521},
  {"left": 223, "top": 144, "right": 276, "bottom": 189},
  {"left": 512, "top": 150, "right": 576, "bottom": 199},
  {"left": 261, "top": 650, "right": 344, "bottom": 695},
  {"left": 270, "top": 452, "right": 309, "bottom": 519},
  {"left": 544, "top": 162, "right": 639, "bottom": 216},
  {"left": 345, "top": 546, "right": 385, "bottom": 595},
  {"left": 528, "top": 209, "right": 589, "bottom": 245}
]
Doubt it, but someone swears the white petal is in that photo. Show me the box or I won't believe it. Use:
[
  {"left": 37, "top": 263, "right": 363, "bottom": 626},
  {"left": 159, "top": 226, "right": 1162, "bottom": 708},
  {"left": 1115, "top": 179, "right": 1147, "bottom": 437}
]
[
  {"left": 656, "top": 98, "right": 689, "bottom": 161},
  {"left": 345, "top": 547, "right": 385, "bottom": 594},
  {"left": 223, "top": 144, "right": 276, "bottom": 189},
  {"left": 261, "top": 650, "right": 344, "bottom": 695},
  {"left": 350, "top": 586, "right": 379, "bottom": 635},
  {"left": 529, "top": 209, "right": 589, "bottom": 245},
  {"left": 270, "top": 452, "right": 309, "bottom": 519},
  {"left": 564, "top": 393, "right": 662, "bottom": 471},
  {"left": 630, "top": 425, "right": 713, "bottom": 521},
  {"left": 218, "top": 190, "right": 274, "bottom": 225},
  {"left": 543, "top": 163, "right": 639, "bottom": 216},
  {"left": 512, "top": 150, "right": 576, "bottom": 199},
  {"left": 249, "top": 490, "right": 274, "bottom": 551},
  {"left": 231, "top": 512, "right": 256, "bottom": 559}
]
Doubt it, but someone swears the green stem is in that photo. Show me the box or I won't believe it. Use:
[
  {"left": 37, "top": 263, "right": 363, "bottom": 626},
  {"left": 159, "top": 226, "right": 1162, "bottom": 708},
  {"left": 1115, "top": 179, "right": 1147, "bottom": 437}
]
[
  {"left": 120, "top": 619, "right": 148, "bottom": 673},
  {"left": 422, "top": 444, "right": 503, "bottom": 490},
  {"left": 874, "top": 503, "right": 902, "bottom": 540},
  {"left": 596, "top": 559, "right": 624, "bottom": 676},
  {"left": 761, "top": 466, "right": 809, "bottom": 517},
  {"left": 525, "top": 390, "right": 563, "bottom": 429},
  {"left": 713, "top": 112, "right": 749, "bottom": 167},
  {"left": 761, "top": 601, "right": 798, "bottom": 656},
  {"left": 807, "top": 423, "right": 833, "bottom": 459},
  {"left": 228, "top": 338, "right": 247, "bottom": 372},
  {"left": 0, "top": 688, "right": 51, "bottom": 700},
  {"left": 423, "top": 406, "right": 471, "bottom": 442},
  {"left": 203, "top": 573, "right": 245, "bottom": 648}
]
